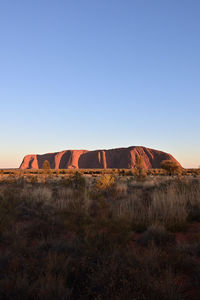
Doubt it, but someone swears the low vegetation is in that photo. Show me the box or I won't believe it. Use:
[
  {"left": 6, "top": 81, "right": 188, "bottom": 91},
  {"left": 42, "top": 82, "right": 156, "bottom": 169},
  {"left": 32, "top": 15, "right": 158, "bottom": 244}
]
[
  {"left": 0, "top": 169, "right": 200, "bottom": 299},
  {"left": 161, "top": 160, "right": 182, "bottom": 176}
]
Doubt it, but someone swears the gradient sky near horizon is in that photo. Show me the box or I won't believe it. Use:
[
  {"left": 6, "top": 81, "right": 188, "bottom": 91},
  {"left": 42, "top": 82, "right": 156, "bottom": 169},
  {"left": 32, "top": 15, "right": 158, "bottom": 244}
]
[{"left": 0, "top": 0, "right": 200, "bottom": 168}]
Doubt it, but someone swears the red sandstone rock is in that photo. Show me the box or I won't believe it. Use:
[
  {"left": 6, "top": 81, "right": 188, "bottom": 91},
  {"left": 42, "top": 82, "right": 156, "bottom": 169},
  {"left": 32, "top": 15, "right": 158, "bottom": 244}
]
[{"left": 19, "top": 146, "right": 180, "bottom": 169}]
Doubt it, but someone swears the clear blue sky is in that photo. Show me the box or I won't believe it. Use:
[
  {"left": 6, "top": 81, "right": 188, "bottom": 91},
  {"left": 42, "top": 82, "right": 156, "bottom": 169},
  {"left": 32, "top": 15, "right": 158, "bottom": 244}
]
[{"left": 0, "top": 0, "right": 200, "bottom": 168}]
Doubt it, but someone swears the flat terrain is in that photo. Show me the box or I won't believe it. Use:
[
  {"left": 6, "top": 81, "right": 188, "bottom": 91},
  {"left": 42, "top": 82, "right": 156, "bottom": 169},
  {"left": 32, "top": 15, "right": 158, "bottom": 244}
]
[{"left": 0, "top": 170, "right": 200, "bottom": 299}]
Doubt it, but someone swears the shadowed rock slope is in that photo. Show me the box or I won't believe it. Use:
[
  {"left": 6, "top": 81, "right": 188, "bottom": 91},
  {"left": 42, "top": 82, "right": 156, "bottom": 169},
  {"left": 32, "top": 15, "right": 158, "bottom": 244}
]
[{"left": 20, "top": 146, "right": 180, "bottom": 169}]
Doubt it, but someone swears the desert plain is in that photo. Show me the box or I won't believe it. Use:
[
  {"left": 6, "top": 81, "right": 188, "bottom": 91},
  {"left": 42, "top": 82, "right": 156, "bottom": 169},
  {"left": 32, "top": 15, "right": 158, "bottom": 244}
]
[{"left": 1, "top": 150, "right": 200, "bottom": 299}]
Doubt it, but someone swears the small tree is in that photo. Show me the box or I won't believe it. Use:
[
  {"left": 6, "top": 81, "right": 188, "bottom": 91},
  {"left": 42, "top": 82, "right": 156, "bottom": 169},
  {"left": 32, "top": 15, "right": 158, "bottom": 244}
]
[
  {"left": 135, "top": 154, "right": 146, "bottom": 180},
  {"left": 42, "top": 160, "right": 50, "bottom": 170},
  {"left": 0, "top": 170, "right": 3, "bottom": 182},
  {"left": 161, "top": 160, "right": 181, "bottom": 176},
  {"left": 42, "top": 160, "right": 51, "bottom": 182},
  {"left": 71, "top": 171, "right": 86, "bottom": 190}
]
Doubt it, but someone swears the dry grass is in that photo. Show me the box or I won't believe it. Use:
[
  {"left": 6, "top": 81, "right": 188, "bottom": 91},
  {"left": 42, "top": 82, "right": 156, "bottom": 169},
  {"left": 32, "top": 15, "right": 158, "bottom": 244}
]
[
  {"left": 0, "top": 174, "right": 200, "bottom": 299},
  {"left": 112, "top": 179, "right": 200, "bottom": 231}
]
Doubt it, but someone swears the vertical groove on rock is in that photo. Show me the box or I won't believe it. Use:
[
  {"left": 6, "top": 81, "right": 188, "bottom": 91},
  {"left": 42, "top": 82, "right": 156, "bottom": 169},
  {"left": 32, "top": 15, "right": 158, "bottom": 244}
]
[{"left": 19, "top": 146, "right": 181, "bottom": 169}]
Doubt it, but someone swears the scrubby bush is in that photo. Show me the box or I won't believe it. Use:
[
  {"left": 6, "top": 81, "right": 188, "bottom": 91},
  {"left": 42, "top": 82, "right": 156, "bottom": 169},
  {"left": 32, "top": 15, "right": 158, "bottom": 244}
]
[
  {"left": 62, "top": 171, "right": 86, "bottom": 190},
  {"left": 115, "top": 182, "right": 128, "bottom": 197},
  {"left": 138, "top": 224, "right": 175, "bottom": 246},
  {"left": 95, "top": 174, "right": 115, "bottom": 191},
  {"left": 30, "top": 175, "right": 38, "bottom": 183},
  {"left": 119, "top": 169, "right": 126, "bottom": 176},
  {"left": 161, "top": 160, "right": 182, "bottom": 176}
]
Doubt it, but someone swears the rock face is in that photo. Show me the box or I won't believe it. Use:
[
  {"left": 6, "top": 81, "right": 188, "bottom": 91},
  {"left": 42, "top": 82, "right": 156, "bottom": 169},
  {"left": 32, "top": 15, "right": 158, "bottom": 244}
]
[{"left": 20, "top": 146, "right": 180, "bottom": 169}]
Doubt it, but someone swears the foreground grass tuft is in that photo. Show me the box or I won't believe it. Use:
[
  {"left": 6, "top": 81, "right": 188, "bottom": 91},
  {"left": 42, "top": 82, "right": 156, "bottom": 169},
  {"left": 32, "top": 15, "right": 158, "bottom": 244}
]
[{"left": 0, "top": 175, "right": 200, "bottom": 299}]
